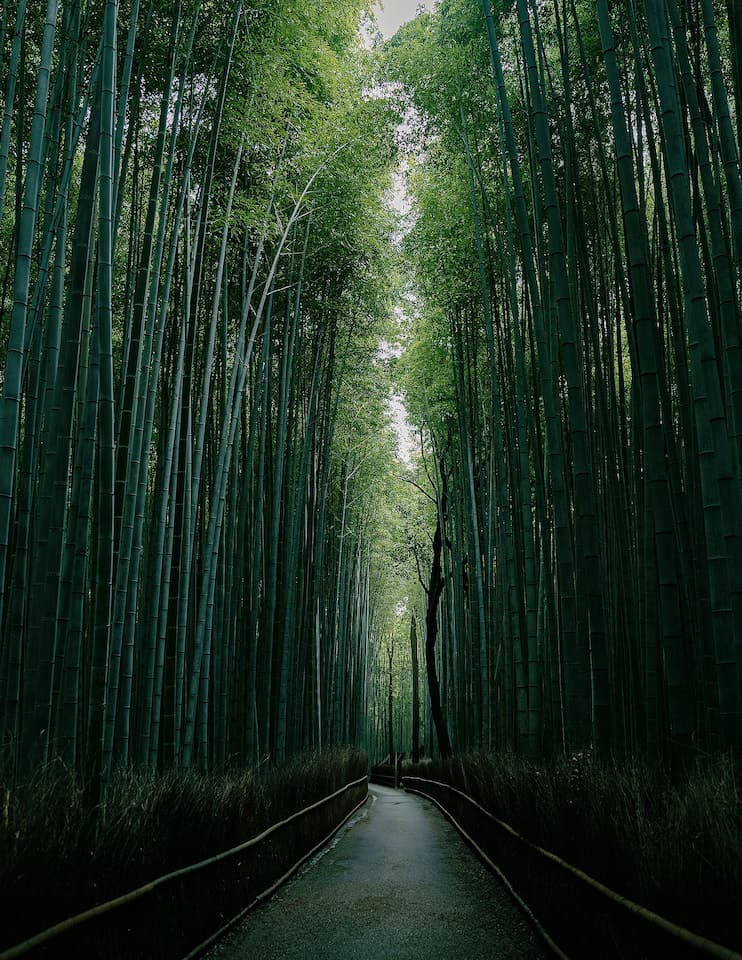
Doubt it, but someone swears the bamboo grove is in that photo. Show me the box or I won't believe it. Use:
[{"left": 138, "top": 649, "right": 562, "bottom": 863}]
[
  {"left": 0, "top": 0, "right": 400, "bottom": 782},
  {"left": 389, "top": 0, "right": 742, "bottom": 761}
]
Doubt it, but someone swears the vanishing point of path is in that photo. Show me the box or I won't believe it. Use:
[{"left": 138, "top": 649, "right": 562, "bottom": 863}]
[{"left": 206, "top": 785, "right": 548, "bottom": 959}]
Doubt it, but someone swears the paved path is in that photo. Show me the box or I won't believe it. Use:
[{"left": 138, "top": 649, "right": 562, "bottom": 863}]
[{"left": 206, "top": 784, "right": 548, "bottom": 960}]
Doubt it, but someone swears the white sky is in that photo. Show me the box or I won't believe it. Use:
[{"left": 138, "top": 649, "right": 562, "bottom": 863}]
[
  {"left": 367, "top": 2, "right": 424, "bottom": 465},
  {"left": 372, "top": 0, "right": 422, "bottom": 38}
]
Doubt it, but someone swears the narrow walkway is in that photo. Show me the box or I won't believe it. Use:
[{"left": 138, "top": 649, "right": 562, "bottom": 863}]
[{"left": 207, "top": 785, "right": 548, "bottom": 959}]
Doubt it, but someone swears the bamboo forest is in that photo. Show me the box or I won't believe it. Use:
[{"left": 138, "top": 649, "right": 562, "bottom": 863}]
[{"left": 1, "top": 0, "right": 741, "bottom": 957}]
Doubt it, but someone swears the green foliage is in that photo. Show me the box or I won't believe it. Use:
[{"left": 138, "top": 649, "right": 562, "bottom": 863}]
[
  {"left": 376, "top": 0, "right": 742, "bottom": 763},
  {"left": 0, "top": 0, "right": 402, "bottom": 781}
]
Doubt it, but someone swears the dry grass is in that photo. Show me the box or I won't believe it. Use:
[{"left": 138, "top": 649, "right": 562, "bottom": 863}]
[
  {"left": 403, "top": 751, "right": 742, "bottom": 950},
  {"left": 0, "top": 747, "right": 367, "bottom": 950}
]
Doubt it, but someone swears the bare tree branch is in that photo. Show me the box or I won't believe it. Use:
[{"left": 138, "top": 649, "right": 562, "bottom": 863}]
[{"left": 397, "top": 475, "right": 436, "bottom": 505}]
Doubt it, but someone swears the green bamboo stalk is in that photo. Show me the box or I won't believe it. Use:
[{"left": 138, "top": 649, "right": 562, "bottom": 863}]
[
  {"left": 93, "top": 0, "right": 118, "bottom": 784},
  {"left": 0, "top": 0, "right": 59, "bottom": 643},
  {"left": 644, "top": 0, "right": 741, "bottom": 749},
  {"left": 0, "top": 0, "right": 28, "bottom": 226}
]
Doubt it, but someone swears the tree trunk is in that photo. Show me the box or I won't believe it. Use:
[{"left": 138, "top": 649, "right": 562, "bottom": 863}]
[
  {"left": 425, "top": 468, "right": 452, "bottom": 759},
  {"left": 411, "top": 614, "right": 420, "bottom": 762},
  {"left": 387, "top": 643, "right": 394, "bottom": 763}
]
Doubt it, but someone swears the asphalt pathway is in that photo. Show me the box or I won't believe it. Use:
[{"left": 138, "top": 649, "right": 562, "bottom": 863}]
[{"left": 206, "top": 784, "right": 548, "bottom": 960}]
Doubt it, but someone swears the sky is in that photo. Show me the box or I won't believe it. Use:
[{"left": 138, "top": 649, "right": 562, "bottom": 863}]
[
  {"left": 372, "top": 0, "right": 421, "bottom": 39},
  {"left": 369, "top": 2, "right": 424, "bottom": 465}
]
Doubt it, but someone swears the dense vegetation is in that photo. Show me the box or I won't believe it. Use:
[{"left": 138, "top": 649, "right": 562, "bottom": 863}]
[
  {"left": 0, "top": 0, "right": 398, "bottom": 785},
  {"left": 1, "top": 0, "right": 741, "bottom": 950},
  {"left": 388, "top": 0, "right": 742, "bottom": 764},
  {"left": 1, "top": 747, "right": 367, "bottom": 952},
  {"left": 403, "top": 752, "right": 742, "bottom": 948}
]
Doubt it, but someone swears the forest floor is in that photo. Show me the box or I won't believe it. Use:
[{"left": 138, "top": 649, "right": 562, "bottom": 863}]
[{"left": 205, "top": 784, "right": 545, "bottom": 959}]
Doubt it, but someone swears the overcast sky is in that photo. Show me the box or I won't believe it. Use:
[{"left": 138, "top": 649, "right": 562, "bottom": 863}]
[
  {"left": 372, "top": 0, "right": 422, "bottom": 38},
  {"left": 370, "top": 2, "right": 423, "bottom": 465}
]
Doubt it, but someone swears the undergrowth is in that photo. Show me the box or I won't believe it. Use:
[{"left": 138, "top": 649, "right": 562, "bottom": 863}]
[
  {"left": 0, "top": 747, "right": 367, "bottom": 949},
  {"left": 403, "top": 751, "right": 741, "bottom": 950}
]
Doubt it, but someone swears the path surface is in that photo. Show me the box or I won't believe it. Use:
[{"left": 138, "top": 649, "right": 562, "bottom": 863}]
[{"left": 206, "top": 784, "right": 547, "bottom": 960}]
